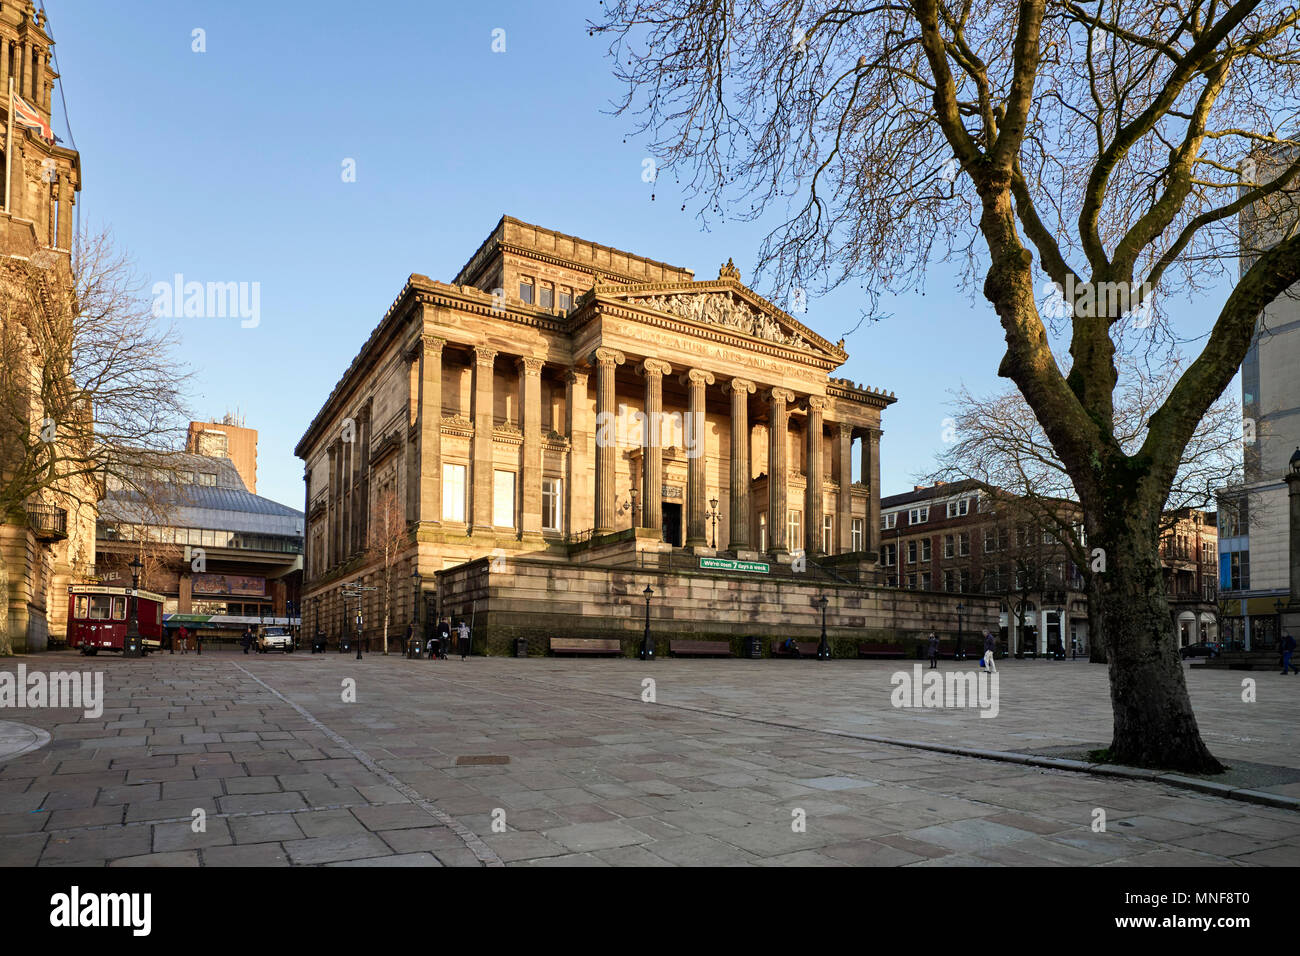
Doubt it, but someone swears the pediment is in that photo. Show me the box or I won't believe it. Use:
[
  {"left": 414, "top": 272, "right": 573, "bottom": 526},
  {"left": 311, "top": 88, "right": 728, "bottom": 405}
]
[{"left": 587, "top": 265, "right": 846, "bottom": 362}]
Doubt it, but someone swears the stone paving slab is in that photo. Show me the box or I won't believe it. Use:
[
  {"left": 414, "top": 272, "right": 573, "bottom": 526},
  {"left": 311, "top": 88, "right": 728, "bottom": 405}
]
[{"left": 0, "top": 653, "right": 1297, "bottom": 867}]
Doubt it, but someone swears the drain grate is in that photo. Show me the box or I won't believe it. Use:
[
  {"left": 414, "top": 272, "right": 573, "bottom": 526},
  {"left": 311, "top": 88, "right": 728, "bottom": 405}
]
[{"left": 455, "top": 755, "right": 510, "bottom": 766}]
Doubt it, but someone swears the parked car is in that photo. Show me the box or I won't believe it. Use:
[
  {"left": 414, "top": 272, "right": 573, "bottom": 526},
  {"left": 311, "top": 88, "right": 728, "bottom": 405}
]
[
  {"left": 257, "top": 626, "right": 294, "bottom": 653},
  {"left": 1180, "top": 641, "right": 1221, "bottom": 659}
]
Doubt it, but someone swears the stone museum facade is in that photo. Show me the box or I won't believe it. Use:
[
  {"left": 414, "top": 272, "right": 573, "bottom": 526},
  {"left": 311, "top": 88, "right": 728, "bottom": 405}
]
[{"left": 296, "top": 216, "right": 994, "bottom": 653}]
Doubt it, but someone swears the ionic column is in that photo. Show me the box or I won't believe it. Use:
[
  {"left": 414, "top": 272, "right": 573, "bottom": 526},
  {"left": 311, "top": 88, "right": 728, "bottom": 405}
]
[
  {"left": 728, "top": 378, "right": 755, "bottom": 550},
  {"left": 682, "top": 368, "right": 715, "bottom": 547},
  {"left": 805, "top": 397, "right": 826, "bottom": 554},
  {"left": 517, "top": 356, "right": 544, "bottom": 537},
  {"left": 418, "top": 335, "right": 444, "bottom": 524},
  {"left": 471, "top": 345, "right": 497, "bottom": 533},
  {"left": 592, "top": 347, "right": 624, "bottom": 533},
  {"left": 767, "top": 388, "right": 795, "bottom": 553},
  {"left": 837, "top": 423, "right": 853, "bottom": 553},
  {"left": 862, "top": 427, "right": 882, "bottom": 555},
  {"left": 638, "top": 359, "right": 672, "bottom": 531},
  {"left": 564, "top": 370, "right": 590, "bottom": 535}
]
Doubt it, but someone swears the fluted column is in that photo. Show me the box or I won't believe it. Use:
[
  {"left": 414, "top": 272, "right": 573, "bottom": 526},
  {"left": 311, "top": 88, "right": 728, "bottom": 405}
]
[
  {"left": 863, "top": 427, "right": 882, "bottom": 555},
  {"left": 471, "top": 345, "right": 497, "bottom": 533},
  {"left": 418, "top": 335, "right": 444, "bottom": 524},
  {"left": 593, "top": 347, "right": 624, "bottom": 533},
  {"left": 767, "top": 388, "right": 795, "bottom": 553},
  {"left": 564, "top": 370, "right": 590, "bottom": 535},
  {"left": 682, "top": 369, "right": 715, "bottom": 547},
  {"left": 517, "top": 356, "right": 544, "bottom": 537},
  {"left": 638, "top": 359, "right": 672, "bottom": 531},
  {"left": 805, "top": 397, "right": 826, "bottom": 554},
  {"left": 728, "top": 378, "right": 755, "bottom": 550},
  {"left": 837, "top": 423, "right": 853, "bottom": 553}
]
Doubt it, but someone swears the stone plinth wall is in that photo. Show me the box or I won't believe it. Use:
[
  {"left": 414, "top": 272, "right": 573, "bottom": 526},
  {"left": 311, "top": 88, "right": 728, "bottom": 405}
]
[{"left": 436, "top": 555, "right": 998, "bottom": 658}]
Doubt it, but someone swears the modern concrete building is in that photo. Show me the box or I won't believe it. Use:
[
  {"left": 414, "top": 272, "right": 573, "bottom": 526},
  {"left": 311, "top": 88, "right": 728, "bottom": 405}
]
[
  {"left": 295, "top": 216, "right": 993, "bottom": 654},
  {"left": 187, "top": 415, "right": 259, "bottom": 494}
]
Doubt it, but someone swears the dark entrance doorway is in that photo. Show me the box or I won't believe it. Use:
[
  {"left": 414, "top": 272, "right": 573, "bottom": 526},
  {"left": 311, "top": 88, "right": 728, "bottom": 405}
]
[{"left": 662, "top": 503, "right": 682, "bottom": 547}]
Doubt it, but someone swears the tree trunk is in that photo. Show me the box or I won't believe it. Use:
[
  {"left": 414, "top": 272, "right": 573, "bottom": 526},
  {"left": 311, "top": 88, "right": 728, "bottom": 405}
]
[
  {"left": 1086, "top": 573, "right": 1107, "bottom": 664},
  {"left": 1096, "top": 521, "right": 1223, "bottom": 773}
]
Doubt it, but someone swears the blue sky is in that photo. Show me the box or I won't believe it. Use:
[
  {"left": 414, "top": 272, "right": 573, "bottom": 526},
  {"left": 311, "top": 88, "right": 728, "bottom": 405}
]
[{"left": 48, "top": 1, "right": 1236, "bottom": 510}]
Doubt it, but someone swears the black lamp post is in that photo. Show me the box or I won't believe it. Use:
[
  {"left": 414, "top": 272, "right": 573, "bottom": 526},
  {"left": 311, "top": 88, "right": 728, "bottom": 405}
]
[
  {"left": 355, "top": 608, "right": 363, "bottom": 660},
  {"left": 817, "top": 594, "right": 830, "bottom": 659},
  {"left": 955, "top": 601, "right": 965, "bottom": 659},
  {"left": 1275, "top": 598, "right": 1285, "bottom": 652},
  {"left": 125, "top": 556, "right": 143, "bottom": 658},
  {"left": 640, "top": 585, "right": 654, "bottom": 660},
  {"left": 411, "top": 569, "right": 422, "bottom": 658},
  {"left": 707, "top": 496, "right": 720, "bottom": 548}
]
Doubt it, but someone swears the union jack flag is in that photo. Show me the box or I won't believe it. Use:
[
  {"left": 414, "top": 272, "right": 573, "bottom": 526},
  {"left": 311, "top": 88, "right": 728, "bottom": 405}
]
[{"left": 11, "top": 93, "right": 53, "bottom": 143}]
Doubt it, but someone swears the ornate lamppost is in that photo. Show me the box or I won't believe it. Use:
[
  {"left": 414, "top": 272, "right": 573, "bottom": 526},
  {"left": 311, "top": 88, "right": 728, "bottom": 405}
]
[
  {"left": 124, "top": 556, "right": 143, "bottom": 658},
  {"left": 410, "top": 569, "right": 422, "bottom": 658},
  {"left": 816, "top": 594, "right": 830, "bottom": 659},
  {"left": 640, "top": 585, "right": 654, "bottom": 660},
  {"left": 707, "top": 496, "right": 720, "bottom": 548}
]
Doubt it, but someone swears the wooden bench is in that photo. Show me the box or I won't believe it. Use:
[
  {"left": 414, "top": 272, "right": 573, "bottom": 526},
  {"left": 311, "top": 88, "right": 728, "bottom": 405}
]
[
  {"left": 770, "top": 640, "right": 822, "bottom": 658},
  {"left": 857, "top": 642, "right": 907, "bottom": 659},
  {"left": 550, "top": 637, "right": 623, "bottom": 656},
  {"left": 670, "top": 640, "right": 732, "bottom": 657}
]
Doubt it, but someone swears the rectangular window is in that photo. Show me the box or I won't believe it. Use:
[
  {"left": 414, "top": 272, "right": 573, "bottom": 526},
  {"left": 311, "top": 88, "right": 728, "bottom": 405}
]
[
  {"left": 88, "top": 595, "right": 113, "bottom": 620},
  {"left": 944, "top": 534, "right": 955, "bottom": 559},
  {"left": 906, "top": 540, "right": 917, "bottom": 564},
  {"left": 920, "top": 539, "right": 931, "bottom": 562},
  {"left": 558, "top": 288, "right": 573, "bottom": 313},
  {"left": 789, "top": 510, "right": 803, "bottom": 552},
  {"left": 111, "top": 597, "right": 127, "bottom": 621},
  {"left": 881, "top": 543, "right": 897, "bottom": 566},
  {"left": 542, "top": 478, "right": 562, "bottom": 532},
  {"left": 958, "top": 532, "right": 970, "bottom": 557},
  {"left": 945, "top": 498, "right": 970, "bottom": 518},
  {"left": 908, "top": 506, "right": 929, "bottom": 525},
  {"left": 539, "top": 283, "right": 554, "bottom": 310},
  {"left": 851, "top": 518, "right": 864, "bottom": 551},
  {"left": 493, "top": 470, "right": 516, "bottom": 528},
  {"left": 943, "top": 570, "right": 954, "bottom": 592},
  {"left": 882, "top": 512, "right": 897, "bottom": 530},
  {"left": 519, "top": 278, "right": 534, "bottom": 305},
  {"left": 74, "top": 595, "right": 88, "bottom": 619},
  {"left": 984, "top": 528, "right": 997, "bottom": 553},
  {"left": 905, "top": 573, "right": 917, "bottom": 589},
  {"left": 442, "top": 464, "right": 466, "bottom": 522},
  {"left": 822, "top": 514, "right": 833, "bottom": 553},
  {"left": 958, "top": 569, "right": 971, "bottom": 592},
  {"left": 198, "top": 472, "right": 216, "bottom": 486},
  {"left": 759, "top": 512, "right": 768, "bottom": 552},
  {"left": 920, "top": 571, "right": 931, "bottom": 590}
]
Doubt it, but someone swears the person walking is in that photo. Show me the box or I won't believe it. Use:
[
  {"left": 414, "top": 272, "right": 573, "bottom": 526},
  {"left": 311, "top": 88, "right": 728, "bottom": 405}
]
[
  {"left": 178, "top": 624, "right": 189, "bottom": 655},
  {"left": 983, "top": 630, "right": 997, "bottom": 673},
  {"left": 1282, "top": 631, "right": 1298, "bottom": 675},
  {"left": 927, "top": 631, "right": 939, "bottom": 669},
  {"left": 241, "top": 626, "right": 253, "bottom": 654},
  {"left": 456, "top": 619, "right": 471, "bottom": 660},
  {"left": 437, "top": 617, "right": 451, "bottom": 659}
]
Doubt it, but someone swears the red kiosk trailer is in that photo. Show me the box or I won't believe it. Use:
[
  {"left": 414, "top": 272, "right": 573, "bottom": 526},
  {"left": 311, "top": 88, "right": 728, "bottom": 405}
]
[{"left": 67, "top": 584, "right": 166, "bottom": 655}]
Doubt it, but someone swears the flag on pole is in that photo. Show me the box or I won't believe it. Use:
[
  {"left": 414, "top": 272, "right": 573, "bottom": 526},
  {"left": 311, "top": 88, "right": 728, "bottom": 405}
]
[{"left": 11, "top": 93, "right": 53, "bottom": 143}]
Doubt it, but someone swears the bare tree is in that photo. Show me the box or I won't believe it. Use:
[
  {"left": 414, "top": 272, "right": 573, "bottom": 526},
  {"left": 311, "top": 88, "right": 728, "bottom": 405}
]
[
  {"left": 592, "top": 0, "right": 1300, "bottom": 771},
  {"left": 0, "top": 231, "right": 190, "bottom": 654},
  {"left": 367, "top": 485, "right": 409, "bottom": 655}
]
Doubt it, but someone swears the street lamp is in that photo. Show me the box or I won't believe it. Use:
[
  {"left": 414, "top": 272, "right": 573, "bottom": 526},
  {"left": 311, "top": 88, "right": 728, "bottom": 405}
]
[
  {"left": 955, "top": 601, "right": 965, "bottom": 659},
  {"left": 707, "top": 496, "right": 720, "bottom": 548},
  {"left": 125, "top": 556, "right": 143, "bottom": 658},
  {"left": 817, "top": 594, "right": 830, "bottom": 659},
  {"left": 641, "top": 585, "right": 654, "bottom": 660},
  {"left": 411, "top": 569, "right": 422, "bottom": 658}
]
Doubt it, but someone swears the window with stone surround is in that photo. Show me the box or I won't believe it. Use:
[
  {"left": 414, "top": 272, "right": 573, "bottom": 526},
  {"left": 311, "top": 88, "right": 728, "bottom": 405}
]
[
  {"left": 441, "top": 464, "right": 466, "bottom": 523},
  {"left": 539, "top": 282, "right": 554, "bottom": 310},
  {"left": 558, "top": 288, "right": 573, "bottom": 313},
  {"left": 789, "top": 510, "right": 803, "bottom": 552},
  {"left": 519, "top": 277, "right": 534, "bottom": 305},
  {"left": 882, "top": 512, "right": 897, "bottom": 530},
  {"left": 493, "top": 470, "right": 516, "bottom": 528},
  {"left": 851, "top": 518, "right": 864, "bottom": 551},
  {"left": 822, "top": 514, "right": 833, "bottom": 553},
  {"left": 759, "top": 512, "right": 768, "bottom": 552},
  {"left": 542, "top": 477, "right": 562, "bottom": 532}
]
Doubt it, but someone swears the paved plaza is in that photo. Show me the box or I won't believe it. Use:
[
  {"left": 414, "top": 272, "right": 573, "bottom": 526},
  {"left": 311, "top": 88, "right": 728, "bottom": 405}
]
[{"left": 1, "top": 651, "right": 1298, "bottom": 867}]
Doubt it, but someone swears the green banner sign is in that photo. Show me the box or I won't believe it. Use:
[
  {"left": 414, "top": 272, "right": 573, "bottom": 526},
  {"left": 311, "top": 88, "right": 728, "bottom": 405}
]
[{"left": 699, "top": 557, "right": 770, "bottom": 574}]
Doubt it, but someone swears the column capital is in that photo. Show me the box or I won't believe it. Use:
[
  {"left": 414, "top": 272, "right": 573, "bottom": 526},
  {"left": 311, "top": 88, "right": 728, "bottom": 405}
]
[
  {"left": 806, "top": 396, "right": 829, "bottom": 412},
  {"left": 564, "top": 368, "right": 588, "bottom": 388},
  {"left": 592, "top": 347, "right": 625, "bottom": 368},
  {"left": 767, "top": 387, "right": 797, "bottom": 405},
  {"left": 473, "top": 345, "right": 498, "bottom": 367},
  {"left": 638, "top": 358, "right": 673, "bottom": 378},
  {"left": 515, "top": 356, "right": 545, "bottom": 376},
  {"left": 727, "top": 377, "right": 756, "bottom": 395},
  {"left": 422, "top": 334, "right": 446, "bottom": 355},
  {"left": 680, "top": 368, "right": 715, "bottom": 388},
  {"left": 837, "top": 421, "right": 855, "bottom": 438}
]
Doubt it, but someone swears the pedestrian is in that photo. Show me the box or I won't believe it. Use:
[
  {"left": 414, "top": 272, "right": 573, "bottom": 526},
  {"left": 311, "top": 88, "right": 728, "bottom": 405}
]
[
  {"left": 983, "top": 630, "right": 997, "bottom": 673},
  {"left": 457, "top": 619, "right": 471, "bottom": 660},
  {"left": 1282, "top": 632, "right": 1298, "bottom": 675},
  {"left": 404, "top": 621, "right": 414, "bottom": 657},
  {"left": 437, "top": 617, "right": 451, "bottom": 659},
  {"left": 178, "top": 624, "right": 189, "bottom": 655},
  {"left": 927, "top": 631, "right": 939, "bottom": 669},
  {"left": 241, "top": 626, "right": 253, "bottom": 654}
]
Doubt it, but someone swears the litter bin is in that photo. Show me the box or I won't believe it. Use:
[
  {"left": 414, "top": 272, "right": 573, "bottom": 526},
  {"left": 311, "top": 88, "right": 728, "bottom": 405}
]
[
  {"left": 408, "top": 639, "right": 423, "bottom": 659},
  {"left": 312, "top": 632, "right": 327, "bottom": 654},
  {"left": 745, "top": 636, "right": 762, "bottom": 659},
  {"left": 123, "top": 631, "right": 142, "bottom": 658},
  {"left": 514, "top": 638, "right": 528, "bottom": 658},
  {"left": 339, "top": 636, "right": 351, "bottom": 654}
]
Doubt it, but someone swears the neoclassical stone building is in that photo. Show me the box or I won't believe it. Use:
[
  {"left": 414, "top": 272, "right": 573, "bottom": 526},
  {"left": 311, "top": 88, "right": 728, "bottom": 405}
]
[{"left": 297, "top": 217, "right": 992, "bottom": 652}]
